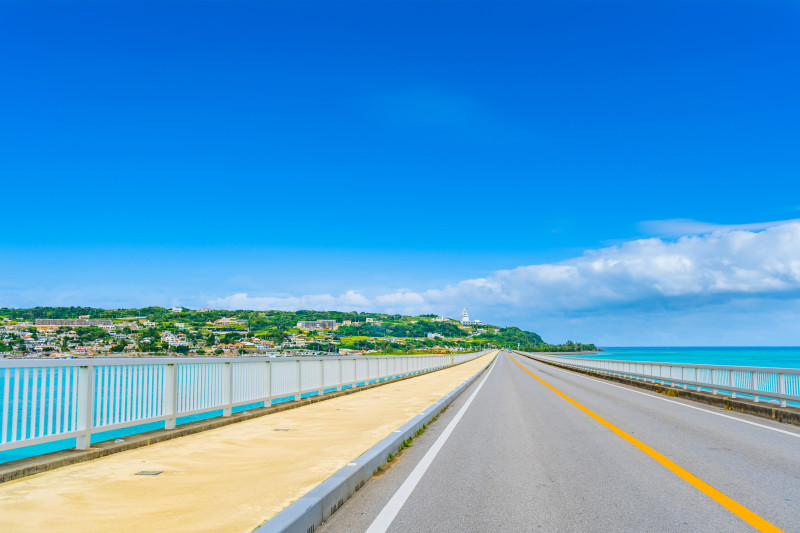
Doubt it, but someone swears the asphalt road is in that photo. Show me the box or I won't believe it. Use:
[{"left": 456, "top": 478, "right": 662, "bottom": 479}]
[{"left": 317, "top": 351, "right": 800, "bottom": 532}]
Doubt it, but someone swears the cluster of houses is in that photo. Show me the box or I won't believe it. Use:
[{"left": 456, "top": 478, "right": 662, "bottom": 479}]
[
  {"left": 1, "top": 315, "right": 334, "bottom": 358},
  {"left": 0, "top": 316, "right": 220, "bottom": 358},
  {"left": 0, "top": 318, "right": 130, "bottom": 356},
  {"left": 212, "top": 338, "right": 278, "bottom": 355},
  {"left": 1, "top": 311, "right": 496, "bottom": 359}
]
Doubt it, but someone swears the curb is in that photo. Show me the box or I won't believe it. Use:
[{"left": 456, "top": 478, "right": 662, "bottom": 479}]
[
  {"left": 516, "top": 352, "right": 800, "bottom": 427},
  {"left": 254, "top": 356, "right": 495, "bottom": 533},
  {"left": 0, "top": 355, "right": 487, "bottom": 484}
]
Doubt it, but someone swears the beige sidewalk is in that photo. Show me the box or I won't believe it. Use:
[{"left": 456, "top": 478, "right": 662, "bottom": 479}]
[{"left": 0, "top": 352, "right": 494, "bottom": 533}]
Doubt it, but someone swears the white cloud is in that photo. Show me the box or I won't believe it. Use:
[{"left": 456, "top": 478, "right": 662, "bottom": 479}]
[
  {"left": 638, "top": 218, "right": 800, "bottom": 237},
  {"left": 373, "top": 291, "right": 433, "bottom": 315},
  {"left": 434, "top": 221, "right": 800, "bottom": 311},
  {"left": 209, "top": 220, "right": 800, "bottom": 317},
  {"left": 208, "top": 290, "right": 371, "bottom": 311}
]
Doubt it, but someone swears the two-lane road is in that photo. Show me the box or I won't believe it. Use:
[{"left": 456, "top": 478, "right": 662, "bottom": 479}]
[{"left": 319, "top": 351, "right": 800, "bottom": 532}]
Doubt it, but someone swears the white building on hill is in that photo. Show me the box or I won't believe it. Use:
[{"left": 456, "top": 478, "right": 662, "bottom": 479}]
[{"left": 460, "top": 308, "right": 482, "bottom": 326}]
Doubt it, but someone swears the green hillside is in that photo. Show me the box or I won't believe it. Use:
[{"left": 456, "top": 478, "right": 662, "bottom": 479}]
[{"left": 0, "top": 307, "right": 596, "bottom": 355}]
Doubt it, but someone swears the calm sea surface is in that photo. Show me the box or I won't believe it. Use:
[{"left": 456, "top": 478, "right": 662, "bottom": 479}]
[{"left": 577, "top": 347, "right": 800, "bottom": 369}]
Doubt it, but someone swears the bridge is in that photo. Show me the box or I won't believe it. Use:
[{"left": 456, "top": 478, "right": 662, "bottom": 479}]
[{"left": 0, "top": 350, "right": 798, "bottom": 532}]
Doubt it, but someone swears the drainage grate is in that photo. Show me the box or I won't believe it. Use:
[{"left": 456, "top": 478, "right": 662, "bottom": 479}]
[
  {"left": 273, "top": 428, "right": 290, "bottom": 431},
  {"left": 135, "top": 471, "right": 163, "bottom": 476}
]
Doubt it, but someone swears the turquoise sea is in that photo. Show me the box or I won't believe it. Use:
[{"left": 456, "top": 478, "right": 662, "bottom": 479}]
[{"left": 577, "top": 347, "right": 800, "bottom": 369}]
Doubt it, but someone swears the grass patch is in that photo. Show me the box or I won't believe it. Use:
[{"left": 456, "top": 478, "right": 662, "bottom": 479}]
[
  {"left": 385, "top": 417, "right": 440, "bottom": 464},
  {"left": 381, "top": 406, "right": 450, "bottom": 472}
]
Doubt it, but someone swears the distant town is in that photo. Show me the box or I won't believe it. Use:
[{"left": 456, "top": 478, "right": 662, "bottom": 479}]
[{"left": 0, "top": 307, "right": 596, "bottom": 358}]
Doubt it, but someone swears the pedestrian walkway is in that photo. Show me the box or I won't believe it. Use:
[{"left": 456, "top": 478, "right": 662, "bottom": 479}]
[{"left": 0, "top": 352, "right": 494, "bottom": 533}]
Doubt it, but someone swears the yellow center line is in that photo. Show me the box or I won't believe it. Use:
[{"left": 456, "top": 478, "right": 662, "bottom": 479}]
[{"left": 508, "top": 354, "right": 783, "bottom": 533}]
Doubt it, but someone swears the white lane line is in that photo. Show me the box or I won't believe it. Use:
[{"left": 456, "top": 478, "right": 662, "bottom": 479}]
[
  {"left": 364, "top": 355, "right": 499, "bottom": 533},
  {"left": 522, "top": 356, "right": 800, "bottom": 439}
]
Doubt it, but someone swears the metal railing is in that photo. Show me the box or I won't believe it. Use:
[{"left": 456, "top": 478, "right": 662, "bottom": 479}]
[
  {"left": 0, "top": 351, "right": 489, "bottom": 453},
  {"left": 519, "top": 352, "right": 800, "bottom": 407}
]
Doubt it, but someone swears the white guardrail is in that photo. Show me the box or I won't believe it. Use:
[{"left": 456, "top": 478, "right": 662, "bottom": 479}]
[
  {"left": 520, "top": 352, "right": 800, "bottom": 407},
  {"left": 0, "top": 351, "right": 490, "bottom": 453}
]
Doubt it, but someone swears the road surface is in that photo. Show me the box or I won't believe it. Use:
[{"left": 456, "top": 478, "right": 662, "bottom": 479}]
[{"left": 318, "top": 351, "right": 800, "bottom": 532}]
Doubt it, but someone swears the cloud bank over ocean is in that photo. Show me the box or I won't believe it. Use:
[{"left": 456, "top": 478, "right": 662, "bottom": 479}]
[{"left": 210, "top": 220, "right": 800, "bottom": 319}]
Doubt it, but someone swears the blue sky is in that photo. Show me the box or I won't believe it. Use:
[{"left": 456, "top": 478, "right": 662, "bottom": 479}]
[{"left": 2, "top": 0, "right": 800, "bottom": 345}]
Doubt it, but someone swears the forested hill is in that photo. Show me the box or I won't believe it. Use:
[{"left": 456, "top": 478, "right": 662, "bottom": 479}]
[{"left": 0, "top": 307, "right": 596, "bottom": 353}]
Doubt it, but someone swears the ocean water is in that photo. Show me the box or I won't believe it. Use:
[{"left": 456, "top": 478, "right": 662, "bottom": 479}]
[{"left": 577, "top": 347, "right": 800, "bottom": 369}]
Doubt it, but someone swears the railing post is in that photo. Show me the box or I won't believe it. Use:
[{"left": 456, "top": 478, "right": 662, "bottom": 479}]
[
  {"left": 711, "top": 368, "right": 717, "bottom": 395},
  {"left": 319, "top": 359, "right": 324, "bottom": 396},
  {"left": 682, "top": 366, "right": 687, "bottom": 389},
  {"left": 265, "top": 360, "right": 272, "bottom": 406},
  {"left": 337, "top": 358, "right": 342, "bottom": 391},
  {"left": 779, "top": 373, "right": 787, "bottom": 407},
  {"left": 163, "top": 364, "right": 177, "bottom": 429},
  {"left": 295, "top": 360, "right": 301, "bottom": 401},
  {"left": 222, "top": 362, "right": 232, "bottom": 416},
  {"left": 751, "top": 371, "right": 759, "bottom": 403},
  {"left": 729, "top": 370, "right": 736, "bottom": 399},
  {"left": 75, "top": 365, "right": 94, "bottom": 450}
]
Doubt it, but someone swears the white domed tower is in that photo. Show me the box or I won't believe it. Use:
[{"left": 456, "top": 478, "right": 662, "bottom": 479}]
[{"left": 461, "top": 308, "right": 470, "bottom": 324}]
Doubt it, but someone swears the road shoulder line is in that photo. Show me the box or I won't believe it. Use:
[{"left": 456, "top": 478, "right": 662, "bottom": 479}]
[{"left": 363, "top": 355, "right": 498, "bottom": 533}]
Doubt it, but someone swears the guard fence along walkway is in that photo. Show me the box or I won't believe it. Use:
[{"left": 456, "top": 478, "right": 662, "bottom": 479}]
[
  {"left": 0, "top": 351, "right": 489, "bottom": 454},
  {"left": 522, "top": 351, "right": 800, "bottom": 407}
]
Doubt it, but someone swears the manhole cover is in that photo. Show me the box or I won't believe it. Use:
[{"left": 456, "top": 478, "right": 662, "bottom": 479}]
[{"left": 135, "top": 471, "right": 163, "bottom": 476}]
